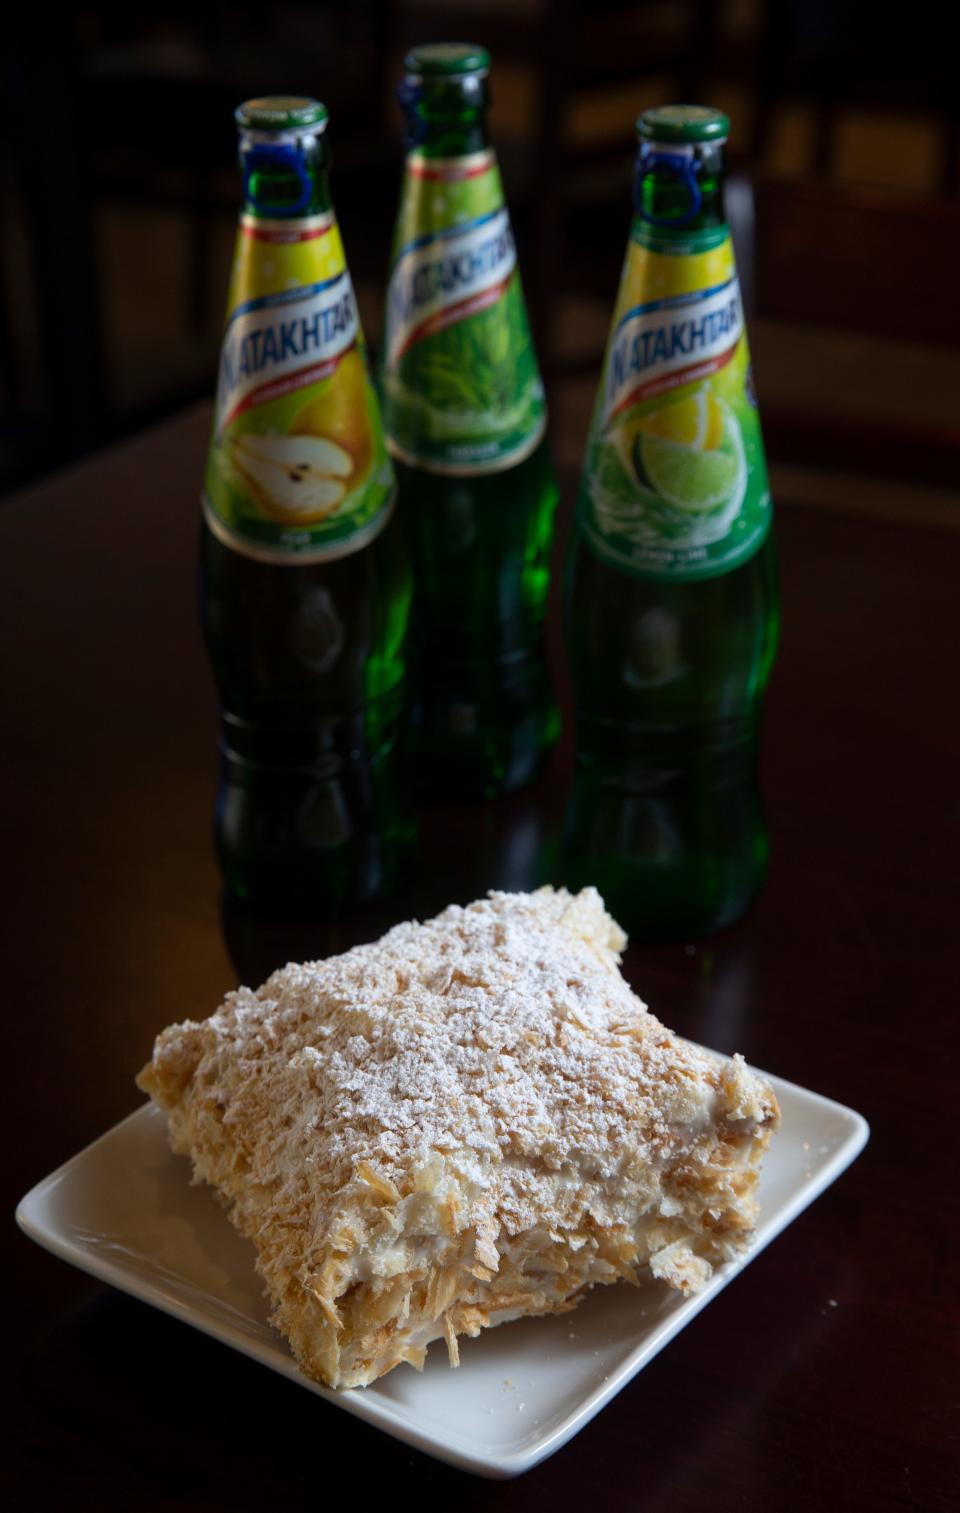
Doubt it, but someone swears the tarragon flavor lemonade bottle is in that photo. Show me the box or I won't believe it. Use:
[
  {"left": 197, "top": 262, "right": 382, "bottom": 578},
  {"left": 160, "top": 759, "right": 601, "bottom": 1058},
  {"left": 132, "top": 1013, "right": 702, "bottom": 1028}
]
[
  {"left": 201, "top": 97, "right": 412, "bottom": 912},
  {"left": 382, "top": 45, "right": 559, "bottom": 799},
  {"left": 564, "top": 106, "right": 779, "bottom": 939}
]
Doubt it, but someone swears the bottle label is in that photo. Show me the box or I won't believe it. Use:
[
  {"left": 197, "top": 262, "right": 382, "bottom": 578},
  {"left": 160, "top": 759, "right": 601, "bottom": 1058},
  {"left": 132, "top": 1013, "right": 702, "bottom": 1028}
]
[
  {"left": 577, "top": 225, "right": 771, "bottom": 581},
  {"left": 382, "top": 150, "right": 546, "bottom": 474},
  {"left": 204, "top": 212, "right": 395, "bottom": 563}
]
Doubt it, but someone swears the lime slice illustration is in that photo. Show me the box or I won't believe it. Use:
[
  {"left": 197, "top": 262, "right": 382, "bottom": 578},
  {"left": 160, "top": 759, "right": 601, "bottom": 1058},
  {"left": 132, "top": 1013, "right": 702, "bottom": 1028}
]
[
  {"left": 594, "top": 430, "right": 639, "bottom": 503},
  {"left": 636, "top": 404, "right": 744, "bottom": 513}
]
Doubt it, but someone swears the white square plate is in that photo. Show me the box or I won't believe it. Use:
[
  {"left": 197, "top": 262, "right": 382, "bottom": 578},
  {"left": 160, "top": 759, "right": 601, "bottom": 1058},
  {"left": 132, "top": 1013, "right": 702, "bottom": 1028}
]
[{"left": 17, "top": 1061, "right": 867, "bottom": 1479}]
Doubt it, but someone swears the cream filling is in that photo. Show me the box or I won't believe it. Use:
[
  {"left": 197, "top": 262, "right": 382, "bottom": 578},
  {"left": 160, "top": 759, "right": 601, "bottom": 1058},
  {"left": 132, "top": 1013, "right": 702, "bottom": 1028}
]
[
  {"left": 327, "top": 1164, "right": 755, "bottom": 1381},
  {"left": 286, "top": 1087, "right": 770, "bottom": 1385}
]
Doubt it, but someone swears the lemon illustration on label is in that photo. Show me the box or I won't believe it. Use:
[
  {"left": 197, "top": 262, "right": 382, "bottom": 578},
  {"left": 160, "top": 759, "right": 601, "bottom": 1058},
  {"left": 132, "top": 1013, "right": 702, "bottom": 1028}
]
[{"left": 638, "top": 390, "right": 723, "bottom": 449}]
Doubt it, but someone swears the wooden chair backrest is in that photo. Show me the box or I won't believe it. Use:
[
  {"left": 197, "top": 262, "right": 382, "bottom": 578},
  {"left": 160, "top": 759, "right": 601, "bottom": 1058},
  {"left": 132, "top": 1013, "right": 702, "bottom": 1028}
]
[{"left": 752, "top": 175, "right": 960, "bottom": 348}]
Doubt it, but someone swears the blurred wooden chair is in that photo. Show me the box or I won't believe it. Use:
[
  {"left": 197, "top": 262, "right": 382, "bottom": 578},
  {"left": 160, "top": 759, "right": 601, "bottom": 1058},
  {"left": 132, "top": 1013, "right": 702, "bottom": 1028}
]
[
  {"left": 4, "top": 4, "right": 395, "bottom": 487},
  {"left": 747, "top": 174, "right": 960, "bottom": 486},
  {"left": 750, "top": 0, "right": 958, "bottom": 194}
]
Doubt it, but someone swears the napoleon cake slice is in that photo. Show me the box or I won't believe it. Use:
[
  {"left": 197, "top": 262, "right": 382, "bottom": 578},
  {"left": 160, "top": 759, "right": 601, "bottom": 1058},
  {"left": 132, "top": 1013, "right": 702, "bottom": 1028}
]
[{"left": 137, "top": 887, "right": 778, "bottom": 1388}]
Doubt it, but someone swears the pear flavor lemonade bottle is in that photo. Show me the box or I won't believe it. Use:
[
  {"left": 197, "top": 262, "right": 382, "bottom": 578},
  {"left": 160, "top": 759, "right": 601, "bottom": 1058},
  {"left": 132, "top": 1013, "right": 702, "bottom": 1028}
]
[
  {"left": 564, "top": 105, "right": 779, "bottom": 940},
  {"left": 381, "top": 44, "right": 560, "bottom": 799},
  {"left": 200, "top": 97, "right": 413, "bottom": 913}
]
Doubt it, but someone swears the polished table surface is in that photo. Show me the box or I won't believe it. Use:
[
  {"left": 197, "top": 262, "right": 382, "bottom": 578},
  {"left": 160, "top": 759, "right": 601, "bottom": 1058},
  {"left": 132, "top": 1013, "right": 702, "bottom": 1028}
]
[{"left": 5, "top": 407, "right": 957, "bottom": 1510}]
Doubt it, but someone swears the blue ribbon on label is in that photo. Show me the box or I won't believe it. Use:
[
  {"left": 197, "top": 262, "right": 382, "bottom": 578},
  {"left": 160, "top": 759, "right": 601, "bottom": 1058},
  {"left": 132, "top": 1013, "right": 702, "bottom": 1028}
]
[
  {"left": 634, "top": 145, "right": 703, "bottom": 228},
  {"left": 397, "top": 79, "right": 426, "bottom": 148},
  {"left": 243, "top": 144, "right": 312, "bottom": 216}
]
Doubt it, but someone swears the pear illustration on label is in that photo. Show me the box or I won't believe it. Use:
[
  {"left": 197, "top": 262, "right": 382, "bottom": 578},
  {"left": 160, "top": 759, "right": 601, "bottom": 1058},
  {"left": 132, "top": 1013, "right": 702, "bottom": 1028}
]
[
  {"left": 289, "top": 348, "right": 375, "bottom": 483},
  {"left": 204, "top": 213, "right": 395, "bottom": 563},
  {"left": 227, "top": 433, "right": 353, "bottom": 524}
]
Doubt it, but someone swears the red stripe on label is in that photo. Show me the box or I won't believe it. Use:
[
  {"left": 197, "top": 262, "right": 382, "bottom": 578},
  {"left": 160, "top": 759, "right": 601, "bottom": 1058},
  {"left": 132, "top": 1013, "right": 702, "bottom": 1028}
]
[
  {"left": 221, "top": 342, "right": 357, "bottom": 429},
  {"left": 407, "top": 160, "right": 492, "bottom": 183},
  {"left": 607, "top": 341, "right": 739, "bottom": 425},
  {"left": 394, "top": 277, "right": 511, "bottom": 361},
  {"left": 240, "top": 222, "right": 333, "bottom": 244}
]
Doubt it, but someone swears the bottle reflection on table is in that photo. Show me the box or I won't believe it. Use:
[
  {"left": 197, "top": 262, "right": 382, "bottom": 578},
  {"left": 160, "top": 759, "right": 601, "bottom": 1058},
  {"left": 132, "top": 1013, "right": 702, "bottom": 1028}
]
[{"left": 219, "top": 780, "right": 563, "bottom": 986}]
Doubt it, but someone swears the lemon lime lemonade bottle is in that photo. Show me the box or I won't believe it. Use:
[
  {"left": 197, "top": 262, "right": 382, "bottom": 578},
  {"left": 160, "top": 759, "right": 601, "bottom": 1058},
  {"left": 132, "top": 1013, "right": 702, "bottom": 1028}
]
[
  {"left": 200, "top": 97, "right": 413, "bottom": 913},
  {"left": 563, "top": 105, "right": 779, "bottom": 940},
  {"left": 381, "top": 44, "right": 559, "bottom": 799}
]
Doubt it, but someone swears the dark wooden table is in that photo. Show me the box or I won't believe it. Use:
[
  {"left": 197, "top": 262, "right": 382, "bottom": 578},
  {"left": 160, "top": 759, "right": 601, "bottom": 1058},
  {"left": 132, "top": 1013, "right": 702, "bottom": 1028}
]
[{"left": 5, "top": 407, "right": 957, "bottom": 1510}]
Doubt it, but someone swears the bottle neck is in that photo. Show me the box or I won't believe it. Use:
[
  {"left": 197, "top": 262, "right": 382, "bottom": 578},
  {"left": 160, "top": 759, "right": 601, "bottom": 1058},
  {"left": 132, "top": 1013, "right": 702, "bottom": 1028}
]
[
  {"left": 633, "top": 140, "right": 726, "bottom": 241},
  {"left": 399, "top": 75, "right": 489, "bottom": 158},
  {"left": 239, "top": 130, "right": 332, "bottom": 218}
]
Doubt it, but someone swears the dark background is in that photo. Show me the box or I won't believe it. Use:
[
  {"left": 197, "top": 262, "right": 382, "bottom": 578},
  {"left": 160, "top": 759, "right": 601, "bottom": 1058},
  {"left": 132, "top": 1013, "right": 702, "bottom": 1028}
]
[{"left": 4, "top": 0, "right": 959, "bottom": 500}]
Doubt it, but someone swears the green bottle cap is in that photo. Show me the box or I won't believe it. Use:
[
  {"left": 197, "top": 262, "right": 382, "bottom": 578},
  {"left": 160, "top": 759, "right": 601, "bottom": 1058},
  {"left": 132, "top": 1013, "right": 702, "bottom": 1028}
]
[
  {"left": 404, "top": 42, "right": 491, "bottom": 77},
  {"left": 636, "top": 104, "right": 730, "bottom": 145},
  {"left": 235, "top": 96, "right": 329, "bottom": 132}
]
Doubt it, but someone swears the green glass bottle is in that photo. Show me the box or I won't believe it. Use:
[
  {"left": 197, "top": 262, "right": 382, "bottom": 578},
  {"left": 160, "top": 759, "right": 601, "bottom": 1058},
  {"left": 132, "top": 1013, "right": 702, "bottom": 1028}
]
[
  {"left": 381, "top": 44, "right": 559, "bottom": 799},
  {"left": 564, "top": 106, "right": 779, "bottom": 941},
  {"left": 200, "top": 97, "right": 413, "bottom": 913}
]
